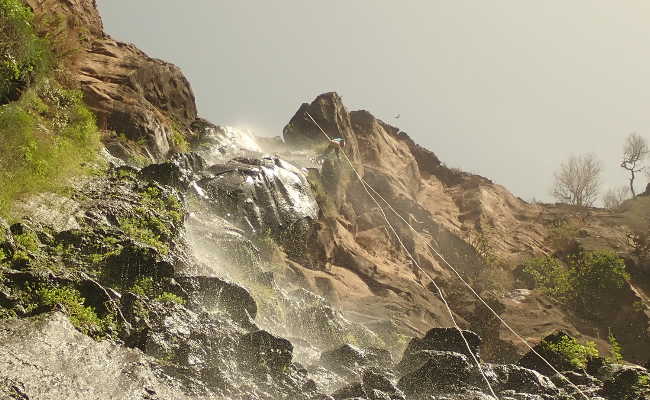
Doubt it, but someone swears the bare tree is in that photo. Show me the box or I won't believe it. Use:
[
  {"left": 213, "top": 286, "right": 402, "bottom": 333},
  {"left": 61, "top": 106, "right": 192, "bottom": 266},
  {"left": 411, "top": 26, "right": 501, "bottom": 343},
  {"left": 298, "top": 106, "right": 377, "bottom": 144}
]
[
  {"left": 551, "top": 153, "right": 603, "bottom": 207},
  {"left": 602, "top": 186, "right": 630, "bottom": 210},
  {"left": 621, "top": 133, "right": 648, "bottom": 197}
]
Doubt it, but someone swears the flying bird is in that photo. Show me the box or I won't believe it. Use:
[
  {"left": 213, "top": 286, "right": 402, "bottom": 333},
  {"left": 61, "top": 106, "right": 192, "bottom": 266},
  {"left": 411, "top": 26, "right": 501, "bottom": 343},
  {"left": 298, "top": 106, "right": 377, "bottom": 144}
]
[{"left": 395, "top": 114, "right": 401, "bottom": 119}]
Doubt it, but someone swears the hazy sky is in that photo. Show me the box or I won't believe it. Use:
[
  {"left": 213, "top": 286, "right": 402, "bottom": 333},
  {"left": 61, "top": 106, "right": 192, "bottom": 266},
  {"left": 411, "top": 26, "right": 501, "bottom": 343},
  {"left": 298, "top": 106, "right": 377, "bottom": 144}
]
[{"left": 97, "top": 1, "right": 650, "bottom": 202}]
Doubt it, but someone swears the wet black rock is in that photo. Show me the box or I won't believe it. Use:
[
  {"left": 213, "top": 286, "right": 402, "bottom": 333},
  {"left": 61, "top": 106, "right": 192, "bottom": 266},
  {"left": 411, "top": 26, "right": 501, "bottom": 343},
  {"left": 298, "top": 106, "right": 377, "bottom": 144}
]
[
  {"left": 601, "top": 365, "right": 650, "bottom": 399},
  {"left": 175, "top": 275, "right": 257, "bottom": 328},
  {"left": 236, "top": 330, "right": 294, "bottom": 373},
  {"left": 196, "top": 156, "right": 319, "bottom": 237},
  {"left": 551, "top": 370, "right": 601, "bottom": 388},
  {"left": 141, "top": 152, "right": 207, "bottom": 191},
  {"left": 362, "top": 370, "right": 406, "bottom": 400},
  {"left": 331, "top": 382, "right": 366, "bottom": 400},
  {"left": 401, "top": 327, "right": 482, "bottom": 362},
  {"left": 397, "top": 350, "right": 473, "bottom": 395},
  {"left": 490, "top": 364, "right": 559, "bottom": 396},
  {"left": 321, "top": 344, "right": 393, "bottom": 376}
]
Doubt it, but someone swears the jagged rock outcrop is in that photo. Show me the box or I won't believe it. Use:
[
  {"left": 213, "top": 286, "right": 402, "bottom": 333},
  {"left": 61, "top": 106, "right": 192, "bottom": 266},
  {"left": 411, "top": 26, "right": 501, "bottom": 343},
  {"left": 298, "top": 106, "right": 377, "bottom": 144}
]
[
  {"left": 26, "top": 0, "right": 198, "bottom": 161},
  {"left": 279, "top": 92, "right": 650, "bottom": 368}
]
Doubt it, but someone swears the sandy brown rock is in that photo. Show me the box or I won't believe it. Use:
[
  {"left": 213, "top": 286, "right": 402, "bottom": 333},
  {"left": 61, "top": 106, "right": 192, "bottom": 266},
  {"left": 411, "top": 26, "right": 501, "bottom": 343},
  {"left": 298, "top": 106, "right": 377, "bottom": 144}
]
[
  {"left": 282, "top": 92, "right": 650, "bottom": 364},
  {"left": 26, "top": 0, "right": 198, "bottom": 161}
]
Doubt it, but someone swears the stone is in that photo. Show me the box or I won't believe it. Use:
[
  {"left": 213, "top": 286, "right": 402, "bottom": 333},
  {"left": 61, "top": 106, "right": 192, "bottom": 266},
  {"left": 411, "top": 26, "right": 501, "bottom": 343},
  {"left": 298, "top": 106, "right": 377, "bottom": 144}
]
[
  {"left": 400, "top": 328, "right": 482, "bottom": 368},
  {"left": 397, "top": 350, "right": 472, "bottom": 395},
  {"left": 331, "top": 382, "right": 366, "bottom": 400},
  {"left": 174, "top": 275, "right": 257, "bottom": 327},
  {"left": 236, "top": 330, "right": 294, "bottom": 373},
  {"left": 321, "top": 344, "right": 393, "bottom": 375},
  {"left": 362, "top": 370, "right": 405, "bottom": 400}
]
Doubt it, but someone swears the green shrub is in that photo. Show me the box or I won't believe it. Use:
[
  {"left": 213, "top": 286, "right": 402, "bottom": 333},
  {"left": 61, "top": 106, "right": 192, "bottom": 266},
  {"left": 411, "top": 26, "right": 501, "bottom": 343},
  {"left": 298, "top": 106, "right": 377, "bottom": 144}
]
[
  {"left": 37, "top": 286, "right": 102, "bottom": 334},
  {"left": 129, "top": 276, "right": 155, "bottom": 297},
  {"left": 119, "top": 217, "right": 169, "bottom": 255},
  {"left": 0, "top": 80, "right": 101, "bottom": 217},
  {"left": 523, "top": 250, "right": 629, "bottom": 317},
  {"left": 14, "top": 231, "right": 40, "bottom": 252},
  {"left": 522, "top": 256, "right": 572, "bottom": 300},
  {"left": 541, "top": 335, "right": 599, "bottom": 369},
  {"left": 607, "top": 330, "right": 623, "bottom": 363},
  {"left": 570, "top": 250, "right": 629, "bottom": 315},
  {"left": 0, "top": 0, "right": 52, "bottom": 103},
  {"left": 140, "top": 187, "right": 183, "bottom": 224},
  {"left": 170, "top": 128, "right": 189, "bottom": 153},
  {"left": 155, "top": 292, "right": 185, "bottom": 304}
]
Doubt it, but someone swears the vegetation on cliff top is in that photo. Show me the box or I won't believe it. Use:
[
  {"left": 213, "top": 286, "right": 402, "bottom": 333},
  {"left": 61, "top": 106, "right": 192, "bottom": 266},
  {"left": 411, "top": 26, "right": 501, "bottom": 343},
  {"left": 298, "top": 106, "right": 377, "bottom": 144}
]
[{"left": 0, "top": 0, "right": 101, "bottom": 218}]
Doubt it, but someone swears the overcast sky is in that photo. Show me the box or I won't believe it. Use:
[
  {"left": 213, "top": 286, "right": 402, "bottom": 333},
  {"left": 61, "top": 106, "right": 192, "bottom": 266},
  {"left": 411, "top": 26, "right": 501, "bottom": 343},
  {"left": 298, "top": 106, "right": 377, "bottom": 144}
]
[{"left": 97, "top": 1, "right": 650, "bottom": 202}]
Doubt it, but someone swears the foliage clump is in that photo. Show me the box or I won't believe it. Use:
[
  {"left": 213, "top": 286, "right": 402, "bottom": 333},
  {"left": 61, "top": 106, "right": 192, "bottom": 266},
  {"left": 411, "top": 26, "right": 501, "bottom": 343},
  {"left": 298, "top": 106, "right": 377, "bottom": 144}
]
[
  {"left": 540, "top": 335, "right": 598, "bottom": 369},
  {"left": 0, "top": 0, "right": 101, "bottom": 218},
  {"left": 607, "top": 330, "right": 623, "bottom": 363},
  {"left": 0, "top": 80, "right": 101, "bottom": 217},
  {"left": 37, "top": 285, "right": 112, "bottom": 335},
  {"left": 119, "top": 216, "right": 170, "bottom": 255},
  {"left": 522, "top": 250, "right": 629, "bottom": 317},
  {"left": 128, "top": 276, "right": 185, "bottom": 305},
  {"left": 0, "top": 0, "right": 52, "bottom": 103},
  {"left": 155, "top": 292, "right": 185, "bottom": 305}
]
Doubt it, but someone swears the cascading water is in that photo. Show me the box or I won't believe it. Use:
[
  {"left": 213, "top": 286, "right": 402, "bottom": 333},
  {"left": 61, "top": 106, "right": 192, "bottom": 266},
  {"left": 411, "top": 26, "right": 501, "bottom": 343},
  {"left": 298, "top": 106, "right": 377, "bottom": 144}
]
[{"left": 181, "top": 124, "right": 390, "bottom": 391}]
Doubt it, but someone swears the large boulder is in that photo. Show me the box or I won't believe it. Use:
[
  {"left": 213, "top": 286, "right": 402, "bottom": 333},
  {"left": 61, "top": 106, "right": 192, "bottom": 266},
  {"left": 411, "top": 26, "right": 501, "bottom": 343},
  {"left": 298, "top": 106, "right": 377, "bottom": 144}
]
[
  {"left": 399, "top": 327, "right": 482, "bottom": 367},
  {"left": 397, "top": 350, "right": 473, "bottom": 395},
  {"left": 601, "top": 365, "right": 650, "bottom": 399},
  {"left": 196, "top": 156, "right": 319, "bottom": 238},
  {"left": 320, "top": 344, "right": 393, "bottom": 376},
  {"left": 236, "top": 330, "right": 294, "bottom": 373},
  {"left": 490, "top": 364, "right": 560, "bottom": 396}
]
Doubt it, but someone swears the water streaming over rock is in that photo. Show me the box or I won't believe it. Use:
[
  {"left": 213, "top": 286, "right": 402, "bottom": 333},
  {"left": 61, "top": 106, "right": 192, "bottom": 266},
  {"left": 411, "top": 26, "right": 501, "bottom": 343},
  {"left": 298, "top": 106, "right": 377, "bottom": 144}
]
[{"left": 0, "top": 123, "right": 645, "bottom": 399}]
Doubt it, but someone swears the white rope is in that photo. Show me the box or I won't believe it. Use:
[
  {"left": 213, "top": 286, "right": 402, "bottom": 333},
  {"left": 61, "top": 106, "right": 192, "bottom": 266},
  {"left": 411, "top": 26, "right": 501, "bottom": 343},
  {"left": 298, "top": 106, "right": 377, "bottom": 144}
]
[
  {"left": 305, "top": 112, "right": 500, "bottom": 400},
  {"left": 305, "top": 111, "right": 591, "bottom": 400},
  {"left": 364, "top": 184, "right": 591, "bottom": 400}
]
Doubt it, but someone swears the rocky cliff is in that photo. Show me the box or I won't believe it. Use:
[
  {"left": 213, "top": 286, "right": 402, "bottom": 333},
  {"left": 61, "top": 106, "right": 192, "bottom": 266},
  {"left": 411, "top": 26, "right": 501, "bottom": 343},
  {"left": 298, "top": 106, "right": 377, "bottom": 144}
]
[
  {"left": 1, "top": 1, "right": 649, "bottom": 399},
  {"left": 25, "top": 0, "right": 198, "bottom": 162}
]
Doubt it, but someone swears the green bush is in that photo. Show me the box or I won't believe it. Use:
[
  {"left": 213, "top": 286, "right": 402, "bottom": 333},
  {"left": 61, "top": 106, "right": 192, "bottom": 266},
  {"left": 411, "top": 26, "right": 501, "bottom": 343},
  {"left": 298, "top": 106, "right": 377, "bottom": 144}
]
[
  {"left": 570, "top": 251, "right": 629, "bottom": 314},
  {"left": 522, "top": 256, "right": 572, "bottom": 300},
  {"left": 523, "top": 250, "right": 629, "bottom": 317},
  {"left": 0, "top": 0, "right": 52, "bottom": 103},
  {"left": 155, "top": 292, "right": 185, "bottom": 305},
  {"left": 541, "top": 335, "right": 599, "bottom": 369},
  {"left": 129, "top": 276, "right": 155, "bottom": 297},
  {"left": 14, "top": 231, "right": 40, "bottom": 252},
  {"left": 0, "top": 80, "right": 101, "bottom": 217},
  {"left": 119, "top": 216, "right": 169, "bottom": 255},
  {"left": 607, "top": 330, "right": 623, "bottom": 363},
  {"left": 37, "top": 286, "right": 102, "bottom": 334}
]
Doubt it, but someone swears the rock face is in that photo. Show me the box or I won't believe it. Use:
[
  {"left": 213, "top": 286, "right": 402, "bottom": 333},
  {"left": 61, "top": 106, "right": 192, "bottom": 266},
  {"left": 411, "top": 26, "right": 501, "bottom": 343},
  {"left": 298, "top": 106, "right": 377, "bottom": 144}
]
[
  {"left": 26, "top": 0, "right": 198, "bottom": 161},
  {"left": 197, "top": 156, "right": 319, "bottom": 237},
  {"left": 279, "top": 92, "right": 650, "bottom": 367},
  {"left": 0, "top": 313, "right": 195, "bottom": 400},
  {"left": 2, "top": 0, "right": 649, "bottom": 398}
]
